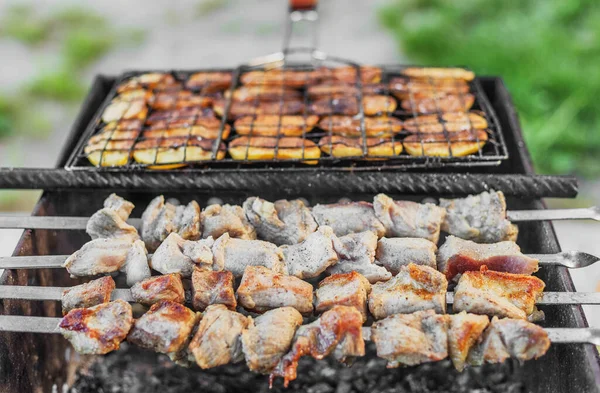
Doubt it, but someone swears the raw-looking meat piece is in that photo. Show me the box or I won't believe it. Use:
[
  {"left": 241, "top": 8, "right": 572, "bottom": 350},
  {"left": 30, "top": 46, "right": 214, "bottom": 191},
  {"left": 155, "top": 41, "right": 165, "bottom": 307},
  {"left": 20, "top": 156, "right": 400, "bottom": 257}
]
[
  {"left": 280, "top": 226, "right": 340, "bottom": 279},
  {"left": 375, "top": 237, "right": 437, "bottom": 274},
  {"left": 86, "top": 197, "right": 139, "bottom": 242},
  {"left": 58, "top": 300, "right": 132, "bottom": 355},
  {"left": 311, "top": 201, "right": 385, "bottom": 237},
  {"left": 121, "top": 239, "right": 151, "bottom": 286},
  {"left": 327, "top": 231, "right": 391, "bottom": 283},
  {"left": 191, "top": 268, "right": 236, "bottom": 311},
  {"left": 467, "top": 316, "right": 550, "bottom": 366},
  {"left": 241, "top": 307, "right": 304, "bottom": 374},
  {"left": 453, "top": 267, "right": 545, "bottom": 319},
  {"left": 243, "top": 197, "right": 317, "bottom": 245},
  {"left": 201, "top": 204, "right": 256, "bottom": 240},
  {"left": 440, "top": 190, "right": 519, "bottom": 243},
  {"left": 437, "top": 236, "right": 539, "bottom": 280},
  {"left": 270, "top": 306, "right": 365, "bottom": 388},
  {"left": 448, "top": 311, "right": 490, "bottom": 371},
  {"left": 61, "top": 276, "right": 115, "bottom": 314},
  {"left": 150, "top": 233, "right": 214, "bottom": 277},
  {"left": 188, "top": 304, "right": 250, "bottom": 369},
  {"left": 212, "top": 233, "right": 285, "bottom": 277},
  {"left": 102, "top": 194, "right": 135, "bottom": 220},
  {"left": 63, "top": 238, "right": 132, "bottom": 277},
  {"left": 373, "top": 194, "right": 446, "bottom": 244},
  {"left": 369, "top": 263, "right": 448, "bottom": 319},
  {"left": 236, "top": 266, "right": 314, "bottom": 315},
  {"left": 130, "top": 273, "right": 185, "bottom": 306},
  {"left": 127, "top": 300, "right": 198, "bottom": 354},
  {"left": 141, "top": 196, "right": 201, "bottom": 251},
  {"left": 371, "top": 310, "right": 449, "bottom": 367},
  {"left": 174, "top": 200, "right": 201, "bottom": 241},
  {"left": 314, "top": 272, "right": 372, "bottom": 321}
]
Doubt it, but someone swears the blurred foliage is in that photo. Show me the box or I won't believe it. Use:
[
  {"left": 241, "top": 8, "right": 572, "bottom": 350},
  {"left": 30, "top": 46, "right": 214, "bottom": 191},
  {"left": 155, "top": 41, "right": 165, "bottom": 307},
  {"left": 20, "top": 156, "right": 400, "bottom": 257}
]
[
  {"left": 196, "top": 0, "right": 231, "bottom": 17},
  {"left": 379, "top": 0, "right": 600, "bottom": 177},
  {"left": 27, "top": 70, "right": 86, "bottom": 102},
  {"left": 0, "top": 4, "right": 52, "bottom": 45}
]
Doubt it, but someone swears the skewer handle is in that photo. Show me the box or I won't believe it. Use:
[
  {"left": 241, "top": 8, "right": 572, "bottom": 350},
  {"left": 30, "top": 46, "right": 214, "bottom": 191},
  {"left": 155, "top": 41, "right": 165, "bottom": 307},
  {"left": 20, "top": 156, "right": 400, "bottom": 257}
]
[
  {"left": 507, "top": 207, "right": 600, "bottom": 222},
  {"left": 545, "top": 328, "right": 600, "bottom": 346},
  {"left": 0, "top": 216, "right": 141, "bottom": 230}
]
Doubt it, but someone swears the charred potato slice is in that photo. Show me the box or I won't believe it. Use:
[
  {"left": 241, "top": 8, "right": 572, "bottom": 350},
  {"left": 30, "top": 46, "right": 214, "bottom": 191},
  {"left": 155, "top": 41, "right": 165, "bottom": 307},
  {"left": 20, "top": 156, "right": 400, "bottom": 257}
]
[
  {"left": 117, "top": 73, "right": 178, "bottom": 92},
  {"left": 310, "top": 96, "right": 396, "bottom": 116},
  {"left": 186, "top": 72, "right": 232, "bottom": 93},
  {"left": 364, "top": 96, "right": 397, "bottom": 116},
  {"left": 307, "top": 83, "right": 385, "bottom": 99},
  {"left": 101, "top": 100, "right": 148, "bottom": 123},
  {"left": 403, "top": 129, "right": 488, "bottom": 157},
  {"left": 227, "top": 86, "right": 302, "bottom": 102},
  {"left": 403, "top": 112, "right": 488, "bottom": 133},
  {"left": 390, "top": 77, "right": 470, "bottom": 100},
  {"left": 85, "top": 139, "right": 135, "bottom": 167},
  {"left": 113, "top": 88, "right": 153, "bottom": 102},
  {"left": 322, "top": 66, "right": 382, "bottom": 84},
  {"left": 146, "top": 107, "right": 205, "bottom": 125},
  {"left": 133, "top": 136, "right": 226, "bottom": 169},
  {"left": 101, "top": 119, "right": 144, "bottom": 132},
  {"left": 213, "top": 99, "right": 305, "bottom": 119},
  {"left": 151, "top": 90, "right": 213, "bottom": 111},
  {"left": 240, "top": 70, "right": 320, "bottom": 88},
  {"left": 319, "top": 135, "right": 403, "bottom": 158},
  {"left": 229, "top": 136, "right": 320, "bottom": 163},
  {"left": 401, "top": 67, "right": 475, "bottom": 81},
  {"left": 317, "top": 116, "right": 402, "bottom": 137},
  {"left": 89, "top": 129, "right": 140, "bottom": 144},
  {"left": 143, "top": 116, "right": 231, "bottom": 140},
  {"left": 234, "top": 115, "right": 319, "bottom": 137},
  {"left": 401, "top": 93, "right": 475, "bottom": 114}
]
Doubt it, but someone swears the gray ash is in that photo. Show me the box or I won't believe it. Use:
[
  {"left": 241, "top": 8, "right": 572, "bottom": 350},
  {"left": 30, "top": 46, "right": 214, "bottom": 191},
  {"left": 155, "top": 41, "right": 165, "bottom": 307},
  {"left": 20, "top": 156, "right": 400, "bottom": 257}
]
[{"left": 69, "top": 343, "right": 525, "bottom": 393}]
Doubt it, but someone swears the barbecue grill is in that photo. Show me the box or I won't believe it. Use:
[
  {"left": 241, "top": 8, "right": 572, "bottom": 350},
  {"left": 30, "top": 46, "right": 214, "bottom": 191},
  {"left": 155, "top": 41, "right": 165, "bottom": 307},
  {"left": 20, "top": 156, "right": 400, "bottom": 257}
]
[{"left": 1, "top": 3, "right": 599, "bottom": 393}]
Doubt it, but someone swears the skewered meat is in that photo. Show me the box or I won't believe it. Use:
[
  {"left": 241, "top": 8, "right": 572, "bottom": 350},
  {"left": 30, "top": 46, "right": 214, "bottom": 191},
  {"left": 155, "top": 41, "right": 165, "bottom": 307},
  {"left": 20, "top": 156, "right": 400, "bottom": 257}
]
[
  {"left": 319, "top": 136, "right": 403, "bottom": 158},
  {"left": 141, "top": 196, "right": 201, "bottom": 251},
  {"left": 128, "top": 300, "right": 199, "bottom": 355},
  {"left": 213, "top": 99, "right": 304, "bottom": 118},
  {"left": 201, "top": 203, "right": 256, "bottom": 240},
  {"left": 188, "top": 304, "right": 250, "bottom": 369},
  {"left": 401, "top": 67, "right": 475, "bottom": 81},
  {"left": 440, "top": 190, "right": 519, "bottom": 243},
  {"left": 117, "top": 73, "right": 177, "bottom": 93},
  {"left": 369, "top": 263, "right": 448, "bottom": 319},
  {"left": 311, "top": 201, "right": 386, "bottom": 238},
  {"left": 212, "top": 233, "right": 285, "bottom": 277},
  {"left": 228, "top": 136, "right": 321, "bottom": 163},
  {"left": 133, "top": 136, "right": 225, "bottom": 169},
  {"left": 63, "top": 238, "right": 132, "bottom": 277},
  {"left": 191, "top": 268, "right": 236, "bottom": 311},
  {"left": 236, "top": 266, "right": 314, "bottom": 315},
  {"left": 185, "top": 71, "right": 232, "bottom": 93},
  {"left": 58, "top": 300, "right": 133, "bottom": 355},
  {"left": 234, "top": 115, "right": 319, "bottom": 137},
  {"left": 243, "top": 197, "right": 317, "bottom": 245},
  {"left": 228, "top": 86, "right": 302, "bottom": 102},
  {"left": 389, "top": 77, "right": 470, "bottom": 100},
  {"left": 270, "top": 305, "right": 365, "bottom": 388},
  {"left": 86, "top": 194, "right": 139, "bottom": 242},
  {"left": 130, "top": 273, "right": 185, "bottom": 306},
  {"left": 373, "top": 193, "right": 446, "bottom": 243},
  {"left": 240, "top": 70, "right": 320, "bottom": 88},
  {"left": 317, "top": 115, "right": 403, "bottom": 137},
  {"left": 403, "top": 129, "right": 488, "bottom": 157},
  {"left": 309, "top": 96, "right": 396, "bottom": 116},
  {"left": 122, "top": 239, "right": 152, "bottom": 286},
  {"left": 327, "top": 231, "right": 391, "bottom": 283},
  {"left": 314, "top": 272, "right": 372, "bottom": 321},
  {"left": 401, "top": 93, "right": 475, "bottom": 114},
  {"left": 467, "top": 316, "right": 550, "bottom": 366},
  {"left": 241, "top": 307, "right": 304, "bottom": 374},
  {"left": 437, "top": 236, "right": 539, "bottom": 280},
  {"left": 371, "top": 310, "right": 449, "bottom": 367},
  {"left": 375, "top": 237, "right": 438, "bottom": 274},
  {"left": 402, "top": 112, "right": 487, "bottom": 133},
  {"left": 280, "top": 226, "right": 340, "bottom": 279},
  {"left": 61, "top": 276, "right": 116, "bottom": 314},
  {"left": 447, "top": 311, "right": 490, "bottom": 371},
  {"left": 453, "top": 267, "right": 545, "bottom": 319},
  {"left": 150, "top": 232, "right": 214, "bottom": 277}
]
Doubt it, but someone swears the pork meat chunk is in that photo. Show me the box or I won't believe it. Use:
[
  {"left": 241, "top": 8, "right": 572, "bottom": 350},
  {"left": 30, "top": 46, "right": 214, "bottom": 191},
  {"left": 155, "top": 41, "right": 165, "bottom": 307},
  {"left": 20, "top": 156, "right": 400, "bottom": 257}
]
[
  {"left": 440, "top": 190, "right": 518, "bottom": 243},
  {"left": 86, "top": 194, "right": 139, "bottom": 242},
  {"left": 150, "top": 232, "right": 214, "bottom": 277},
  {"left": 103, "top": 193, "right": 134, "bottom": 220},
  {"left": 373, "top": 194, "right": 445, "bottom": 244},
  {"left": 201, "top": 203, "right": 256, "bottom": 240},
  {"left": 212, "top": 233, "right": 285, "bottom": 277},
  {"left": 58, "top": 300, "right": 132, "bottom": 355},
  {"left": 328, "top": 231, "right": 391, "bottom": 283},
  {"left": 315, "top": 272, "right": 371, "bottom": 321},
  {"left": 243, "top": 197, "right": 317, "bottom": 245},
  {"left": 141, "top": 196, "right": 201, "bottom": 251},
  {"left": 61, "top": 276, "right": 115, "bottom": 314},
  {"left": 237, "top": 266, "right": 314, "bottom": 315},
  {"left": 131, "top": 273, "right": 185, "bottom": 306},
  {"left": 311, "top": 201, "right": 385, "bottom": 237},
  {"left": 369, "top": 263, "right": 448, "bottom": 319},
  {"left": 63, "top": 238, "right": 132, "bottom": 277},
  {"left": 448, "top": 311, "right": 490, "bottom": 371},
  {"left": 281, "top": 226, "right": 339, "bottom": 279},
  {"left": 375, "top": 237, "right": 437, "bottom": 274},
  {"left": 191, "top": 268, "right": 236, "bottom": 311}
]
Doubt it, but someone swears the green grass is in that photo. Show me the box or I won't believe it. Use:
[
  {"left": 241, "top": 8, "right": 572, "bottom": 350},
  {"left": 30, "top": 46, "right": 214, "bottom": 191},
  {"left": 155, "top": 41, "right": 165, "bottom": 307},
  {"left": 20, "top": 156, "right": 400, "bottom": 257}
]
[
  {"left": 379, "top": 0, "right": 600, "bottom": 177},
  {"left": 27, "top": 70, "right": 86, "bottom": 102}
]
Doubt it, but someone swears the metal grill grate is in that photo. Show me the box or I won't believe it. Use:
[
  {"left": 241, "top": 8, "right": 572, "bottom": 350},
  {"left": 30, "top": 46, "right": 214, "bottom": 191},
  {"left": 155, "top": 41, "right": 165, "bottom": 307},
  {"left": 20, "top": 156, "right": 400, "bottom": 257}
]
[{"left": 65, "top": 62, "right": 508, "bottom": 172}]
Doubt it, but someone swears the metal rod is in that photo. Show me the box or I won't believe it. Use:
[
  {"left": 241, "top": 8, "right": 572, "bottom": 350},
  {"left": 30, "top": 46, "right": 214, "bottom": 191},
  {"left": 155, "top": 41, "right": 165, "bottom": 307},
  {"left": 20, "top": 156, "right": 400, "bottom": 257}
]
[{"left": 506, "top": 207, "right": 600, "bottom": 222}]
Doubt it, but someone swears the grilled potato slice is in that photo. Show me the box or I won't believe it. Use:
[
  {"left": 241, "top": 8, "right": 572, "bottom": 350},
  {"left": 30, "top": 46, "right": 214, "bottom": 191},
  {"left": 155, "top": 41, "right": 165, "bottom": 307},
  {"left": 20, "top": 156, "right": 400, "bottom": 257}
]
[
  {"left": 101, "top": 119, "right": 144, "bottom": 132},
  {"left": 401, "top": 67, "right": 475, "bottom": 81},
  {"left": 317, "top": 116, "right": 402, "bottom": 137},
  {"left": 403, "top": 112, "right": 488, "bottom": 133},
  {"left": 133, "top": 137, "right": 225, "bottom": 169},
  {"left": 240, "top": 70, "right": 320, "bottom": 88},
  {"left": 390, "top": 77, "right": 470, "bottom": 100},
  {"left": 213, "top": 99, "right": 304, "bottom": 119},
  {"left": 89, "top": 129, "right": 140, "bottom": 144},
  {"left": 146, "top": 107, "right": 207, "bottom": 125},
  {"left": 85, "top": 139, "right": 135, "bottom": 167},
  {"left": 151, "top": 90, "right": 213, "bottom": 111},
  {"left": 310, "top": 95, "right": 397, "bottom": 116},
  {"left": 143, "top": 120, "right": 231, "bottom": 140},
  {"left": 307, "top": 83, "right": 385, "bottom": 99},
  {"left": 227, "top": 86, "right": 302, "bottom": 102},
  {"left": 101, "top": 100, "right": 148, "bottom": 123},
  {"left": 403, "top": 129, "right": 488, "bottom": 157},
  {"left": 229, "top": 136, "right": 320, "bottom": 163},
  {"left": 401, "top": 93, "right": 475, "bottom": 114},
  {"left": 320, "top": 66, "right": 382, "bottom": 84},
  {"left": 186, "top": 72, "right": 232, "bottom": 93},
  {"left": 113, "top": 88, "right": 153, "bottom": 102},
  {"left": 319, "top": 135, "right": 403, "bottom": 158},
  {"left": 234, "top": 115, "right": 319, "bottom": 137},
  {"left": 117, "top": 73, "right": 178, "bottom": 93}
]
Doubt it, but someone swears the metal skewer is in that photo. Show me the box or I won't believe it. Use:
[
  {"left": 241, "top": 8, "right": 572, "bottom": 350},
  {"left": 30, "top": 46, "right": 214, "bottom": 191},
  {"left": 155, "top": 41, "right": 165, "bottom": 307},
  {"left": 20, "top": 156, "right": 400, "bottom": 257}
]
[{"left": 0, "top": 314, "right": 597, "bottom": 346}]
